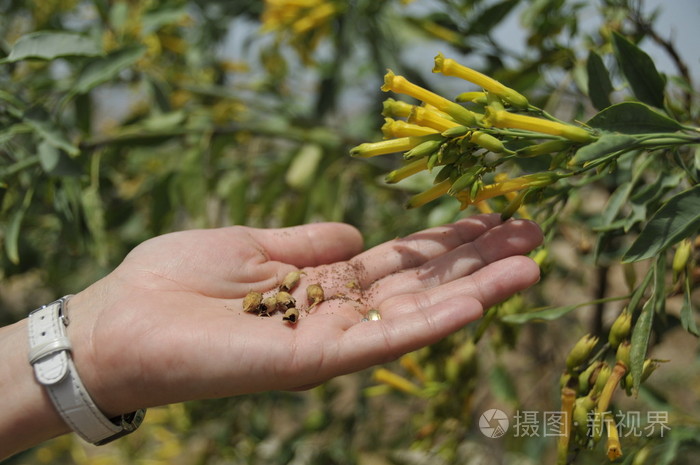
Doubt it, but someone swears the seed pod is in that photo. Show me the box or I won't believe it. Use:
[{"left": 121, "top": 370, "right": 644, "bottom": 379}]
[
  {"left": 282, "top": 307, "right": 300, "bottom": 324},
  {"left": 306, "top": 284, "right": 324, "bottom": 309},
  {"left": 242, "top": 292, "right": 263, "bottom": 313},
  {"left": 280, "top": 270, "right": 304, "bottom": 292},
  {"left": 260, "top": 296, "right": 279, "bottom": 316},
  {"left": 276, "top": 291, "right": 296, "bottom": 309}
]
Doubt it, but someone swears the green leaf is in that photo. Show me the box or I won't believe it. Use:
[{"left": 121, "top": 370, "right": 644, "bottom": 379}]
[
  {"left": 467, "top": 0, "right": 519, "bottom": 35},
  {"left": 23, "top": 106, "right": 80, "bottom": 157},
  {"left": 611, "top": 32, "right": 666, "bottom": 108},
  {"left": 587, "top": 102, "right": 682, "bottom": 134},
  {"left": 1, "top": 31, "right": 102, "bottom": 63},
  {"left": 500, "top": 304, "right": 578, "bottom": 323},
  {"left": 571, "top": 133, "right": 637, "bottom": 165},
  {"left": 38, "top": 140, "right": 60, "bottom": 173},
  {"left": 72, "top": 46, "right": 146, "bottom": 94},
  {"left": 3, "top": 189, "right": 33, "bottom": 264},
  {"left": 623, "top": 185, "right": 700, "bottom": 262},
  {"left": 680, "top": 274, "right": 699, "bottom": 336},
  {"left": 586, "top": 51, "right": 613, "bottom": 110},
  {"left": 630, "top": 296, "right": 654, "bottom": 396}
]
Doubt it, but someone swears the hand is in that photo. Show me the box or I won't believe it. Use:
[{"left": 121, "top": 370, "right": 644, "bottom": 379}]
[{"left": 67, "top": 214, "right": 542, "bottom": 417}]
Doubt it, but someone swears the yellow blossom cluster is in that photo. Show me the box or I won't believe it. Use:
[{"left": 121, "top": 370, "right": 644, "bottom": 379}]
[
  {"left": 260, "top": 0, "right": 344, "bottom": 64},
  {"left": 351, "top": 53, "right": 597, "bottom": 214}
]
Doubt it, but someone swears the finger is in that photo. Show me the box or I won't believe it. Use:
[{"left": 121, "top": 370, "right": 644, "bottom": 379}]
[
  {"left": 379, "top": 255, "right": 541, "bottom": 319},
  {"left": 367, "top": 219, "right": 542, "bottom": 301},
  {"left": 348, "top": 214, "right": 503, "bottom": 287},
  {"left": 252, "top": 223, "right": 364, "bottom": 267}
]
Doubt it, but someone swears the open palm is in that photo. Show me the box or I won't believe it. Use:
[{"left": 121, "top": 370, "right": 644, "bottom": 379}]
[{"left": 68, "top": 214, "right": 542, "bottom": 417}]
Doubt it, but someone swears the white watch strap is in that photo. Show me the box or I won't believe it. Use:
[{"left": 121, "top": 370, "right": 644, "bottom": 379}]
[{"left": 27, "top": 297, "right": 136, "bottom": 444}]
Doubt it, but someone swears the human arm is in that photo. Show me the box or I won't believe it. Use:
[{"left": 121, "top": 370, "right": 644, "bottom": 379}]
[{"left": 0, "top": 214, "right": 542, "bottom": 458}]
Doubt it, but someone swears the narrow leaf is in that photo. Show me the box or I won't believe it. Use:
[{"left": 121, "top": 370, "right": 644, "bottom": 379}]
[
  {"left": 586, "top": 51, "right": 613, "bottom": 110},
  {"left": 73, "top": 46, "right": 146, "bottom": 94},
  {"left": 680, "top": 274, "right": 699, "bottom": 336},
  {"left": 611, "top": 32, "right": 665, "bottom": 108},
  {"left": 2, "top": 31, "right": 101, "bottom": 63},
  {"left": 630, "top": 297, "right": 654, "bottom": 396},
  {"left": 571, "top": 133, "right": 636, "bottom": 165},
  {"left": 623, "top": 185, "right": 700, "bottom": 262},
  {"left": 23, "top": 107, "right": 80, "bottom": 156},
  {"left": 587, "top": 102, "right": 682, "bottom": 134},
  {"left": 501, "top": 304, "right": 578, "bottom": 323}
]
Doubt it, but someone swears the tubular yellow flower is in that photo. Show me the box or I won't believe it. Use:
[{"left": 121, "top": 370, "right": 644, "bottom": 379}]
[
  {"left": 605, "top": 414, "right": 623, "bottom": 461},
  {"left": 594, "top": 361, "right": 627, "bottom": 440},
  {"left": 350, "top": 135, "right": 437, "bottom": 158},
  {"left": 382, "top": 118, "right": 439, "bottom": 138},
  {"left": 406, "top": 179, "right": 451, "bottom": 208},
  {"left": 456, "top": 172, "right": 561, "bottom": 208},
  {"left": 409, "top": 106, "right": 462, "bottom": 133},
  {"left": 433, "top": 53, "right": 529, "bottom": 108},
  {"left": 385, "top": 158, "right": 429, "bottom": 183},
  {"left": 469, "top": 131, "right": 506, "bottom": 153},
  {"left": 382, "top": 70, "right": 476, "bottom": 125},
  {"left": 290, "top": 3, "right": 339, "bottom": 35},
  {"left": 382, "top": 98, "right": 415, "bottom": 118},
  {"left": 556, "top": 386, "right": 576, "bottom": 465},
  {"left": 485, "top": 108, "right": 594, "bottom": 143},
  {"left": 373, "top": 367, "right": 423, "bottom": 396},
  {"left": 399, "top": 353, "right": 428, "bottom": 384},
  {"left": 455, "top": 91, "right": 488, "bottom": 104}
]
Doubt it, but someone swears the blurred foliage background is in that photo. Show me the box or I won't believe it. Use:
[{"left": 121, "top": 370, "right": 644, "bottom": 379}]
[{"left": 1, "top": 0, "right": 698, "bottom": 464}]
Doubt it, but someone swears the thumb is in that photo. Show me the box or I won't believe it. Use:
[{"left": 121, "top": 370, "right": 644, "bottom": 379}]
[{"left": 253, "top": 222, "right": 364, "bottom": 267}]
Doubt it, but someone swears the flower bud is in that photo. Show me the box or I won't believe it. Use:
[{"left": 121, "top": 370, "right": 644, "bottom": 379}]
[
  {"left": 566, "top": 334, "right": 599, "bottom": 371},
  {"left": 515, "top": 140, "right": 572, "bottom": 158},
  {"left": 615, "top": 341, "right": 631, "bottom": 368},
  {"left": 578, "top": 360, "right": 603, "bottom": 395},
  {"left": 673, "top": 239, "right": 692, "bottom": 280},
  {"left": 608, "top": 309, "right": 632, "bottom": 348},
  {"left": 592, "top": 362, "right": 612, "bottom": 396},
  {"left": 404, "top": 138, "right": 444, "bottom": 160},
  {"left": 572, "top": 395, "right": 596, "bottom": 439},
  {"left": 381, "top": 98, "right": 414, "bottom": 118}
]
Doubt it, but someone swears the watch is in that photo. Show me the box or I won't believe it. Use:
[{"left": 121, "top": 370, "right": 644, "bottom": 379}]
[{"left": 27, "top": 296, "right": 146, "bottom": 445}]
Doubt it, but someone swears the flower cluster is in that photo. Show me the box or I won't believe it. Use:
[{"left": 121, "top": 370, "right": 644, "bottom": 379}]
[
  {"left": 260, "top": 0, "right": 344, "bottom": 64},
  {"left": 351, "top": 53, "right": 597, "bottom": 214}
]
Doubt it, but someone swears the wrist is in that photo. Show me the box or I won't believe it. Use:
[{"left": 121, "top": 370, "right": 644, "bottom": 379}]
[{"left": 0, "top": 319, "right": 69, "bottom": 459}]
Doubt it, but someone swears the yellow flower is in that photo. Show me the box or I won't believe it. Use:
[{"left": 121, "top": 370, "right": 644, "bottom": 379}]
[
  {"left": 350, "top": 135, "right": 439, "bottom": 158},
  {"left": 485, "top": 108, "right": 593, "bottom": 143},
  {"left": 408, "top": 106, "right": 462, "bottom": 133},
  {"left": 605, "top": 414, "right": 623, "bottom": 461},
  {"left": 373, "top": 367, "right": 423, "bottom": 396},
  {"left": 382, "top": 70, "right": 476, "bottom": 125},
  {"left": 433, "top": 53, "right": 529, "bottom": 108},
  {"left": 385, "top": 158, "right": 430, "bottom": 184},
  {"left": 456, "top": 172, "right": 560, "bottom": 208},
  {"left": 406, "top": 179, "right": 452, "bottom": 208},
  {"left": 382, "top": 98, "right": 415, "bottom": 118},
  {"left": 382, "top": 118, "right": 439, "bottom": 138}
]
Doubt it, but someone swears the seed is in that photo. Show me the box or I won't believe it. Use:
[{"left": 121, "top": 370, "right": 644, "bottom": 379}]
[
  {"left": 260, "top": 296, "right": 279, "bottom": 316},
  {"left": 276, "top": 291, "right": 296, "bottom": 309},
  {"left": 280, "top": 270, "right": 304, "bottom": 292},
  {"left": 306, "top": 283, "right": 324, "bottom": 309},
  {"left": 242, "top": 292, "right": 263, "bottom": 313},
  {"left": 282, "top": 307, "right": 300, "bottom": 324},
  {"left": 367, "top": 309, "right": 382, "bottom": 321}
]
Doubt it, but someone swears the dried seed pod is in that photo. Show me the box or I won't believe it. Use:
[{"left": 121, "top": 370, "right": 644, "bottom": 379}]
[
  {"left": 306, "top": 283, "right": 324, "bottom": 309},
  {"left": 242, "top": 292, "right": 263, "bottom": 313},
  {"left": 276, "top": 291, "right": 296, "bottom": 309},
  {"left": 280, "top": 270, "right": 304, "bottom": 292},
  {"left": 260, "top": 296, "right": 279, "bottom": 316},
  {"left": 282, "top": 307, "right": 300, "bottom": 324}
]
